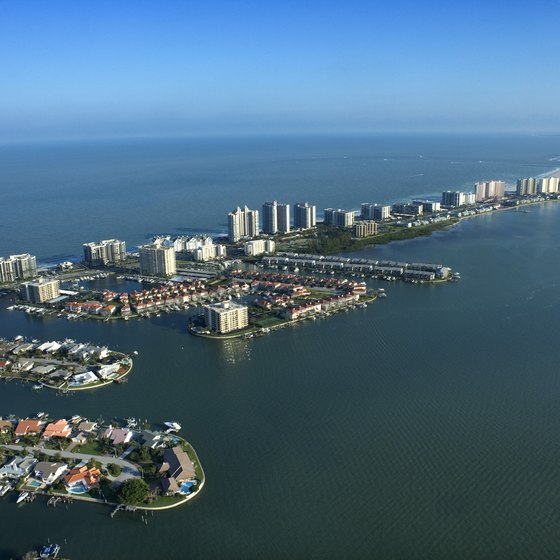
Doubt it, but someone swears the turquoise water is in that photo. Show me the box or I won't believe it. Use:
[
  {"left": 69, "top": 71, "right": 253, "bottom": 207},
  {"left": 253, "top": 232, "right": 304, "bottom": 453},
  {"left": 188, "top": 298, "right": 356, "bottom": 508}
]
[{"left": 1, "top": 135, "right": 560, "bottom": 558}]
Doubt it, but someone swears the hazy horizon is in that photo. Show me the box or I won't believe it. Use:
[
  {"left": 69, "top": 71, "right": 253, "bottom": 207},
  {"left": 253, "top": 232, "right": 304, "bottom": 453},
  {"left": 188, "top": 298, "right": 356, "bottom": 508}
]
[{"left": 2, "top": 1, "right": 560, "bottom": 142}]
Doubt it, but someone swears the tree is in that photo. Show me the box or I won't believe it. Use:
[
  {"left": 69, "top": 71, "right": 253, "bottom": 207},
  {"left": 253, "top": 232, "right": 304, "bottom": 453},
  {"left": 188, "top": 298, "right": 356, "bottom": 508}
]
[
  {"left": 118, "top": 478, "right": 149, "bottom": 505},
  {"left": 108, "top": 463, "right": 122, "bottom": 477}
]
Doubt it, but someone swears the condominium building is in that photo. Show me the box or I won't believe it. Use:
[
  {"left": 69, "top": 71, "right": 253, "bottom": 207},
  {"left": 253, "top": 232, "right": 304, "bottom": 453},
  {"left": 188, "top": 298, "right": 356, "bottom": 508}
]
[
  {"left": 293, "top": 202, "right": 317, "bottom": 229},
  {"left": 392, "top": 203, "right": 423, "bottom": 215},
  {"left": 474, "top": 180, "right": 506, "bottom": 201},
  {"left": 361, "top": 203, "right": 391, "bottom": 220},
  {"left": 0, "top": 254, "right": 37, "bottom": 283},
  {"left": 203, "top": 301, "right": 249, "bottom": 334},
  {"left": 516, "top": 177, "right": 537, "bottom": 196},
  {"left": 353, "top": 221, "right": 378, "bottom": 238},
  {"left": 413, "top": 200, "right": 441, "bottom": 213},
  {"left": 441, "top": 191, "right": 468, "bottom": 207},
  {"left": 21, "top": 279, "right": 60, "bottom": 303},
  {"left": 194, "top": 244, "right": 227, "bottom": 262},
  {"left": 323, "top": 209, "right": 355, "bottom": 228},
  {"left": 244, "top": 239, "right": 275, "bottom": 257},
  {"left": 538, "top": 176, "right": 560, "bottom": 194},
  {"left": 139, "top": 243, "right": 176, "bottom": 277},
  {"left": 83, "top": 239, "right": 126, "bottom": 266},
  {"left": 228, "top": 206, "right": 260, "bottom": 242},
  {"left": 463, "top": 192, "right": 476, "bottom": 205},
  {"left": 262, "top": 201, "right": 290, "bottom": 234}
]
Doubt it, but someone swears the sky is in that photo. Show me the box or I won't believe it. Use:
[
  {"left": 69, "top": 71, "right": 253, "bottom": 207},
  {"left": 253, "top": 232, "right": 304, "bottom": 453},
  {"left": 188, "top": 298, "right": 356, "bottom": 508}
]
[{"left": 1, "top": 0, "right": 560, "bottom": 140}]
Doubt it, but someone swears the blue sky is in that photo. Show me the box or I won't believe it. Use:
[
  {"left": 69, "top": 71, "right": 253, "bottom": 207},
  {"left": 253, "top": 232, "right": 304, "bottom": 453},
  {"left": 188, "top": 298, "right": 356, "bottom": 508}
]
[{"left": 1, "top": 0, "right": 559, "bottom": 140}]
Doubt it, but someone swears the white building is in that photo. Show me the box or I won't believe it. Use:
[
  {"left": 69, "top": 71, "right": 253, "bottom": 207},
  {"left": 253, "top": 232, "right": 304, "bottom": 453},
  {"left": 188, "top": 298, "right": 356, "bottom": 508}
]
[
  {"left": 474, "top": 180, "right": 506, "bottom": 201},
  {"left": 194, "top": 243, "right": 227, "bottom": 262},
  {"left": 538, "top": 176, "right": 560, "bottom": 194},
  {"left": 323, "top": 209, "right": 355, "bottom": 228},
  {"left": 203, "top": 301, "right": 249, "bottom": 334},
  {"left": 228, "top": 206, "right": 260, "bottom": 242},
  {"left": 83, "top": 239, "right": 126, "bottom": 266},
  {"left": 0, "top": 254, "right": 37, "bottom": 283},
  {"left": 361, "top": 203, "right": 391, "bottom": 220},
  {"left": 244, "top": 239, "right": 275, "bottom": 256}
]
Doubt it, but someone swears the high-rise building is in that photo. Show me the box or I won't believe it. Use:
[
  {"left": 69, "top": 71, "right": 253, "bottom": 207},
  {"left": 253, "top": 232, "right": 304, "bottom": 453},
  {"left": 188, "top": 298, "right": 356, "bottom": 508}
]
[
  {"left": 228, "top": 206, "right": 260, "bottom": 242},
  {"left": 262, "top": 201, "right": 278, "bottom": 234},
  {"left": 21, "top": 279, "right": 60, "bottom": 303},
  {"left": 139, "top": 243, "right": 176, "bottom": 277},
  {"left": 474, "top": 180, "right": 506, "bottom": 201},
  {"left": 293, "top": 202, "right": 317, "bottom": 229},
  {"left": 441, "top": 191, "right": 466, "bottom": 207},
  {"left": 83, "top": 239, "right": 126, "bottom": 266},
  {"left": 516, "top": 178, "right": 537, "bottom": 196},
  {"left": 538, "top": 176, "right": 560, "bottom": 194},
  {"left": 277, "top": 203, "right": 290, "bottom": 234},
  {"left": 0, "top": 254, "right": 37, "bottom": 283},
  {"left": 361, "top": 203, "right": 391, "bottom": 220},
  {"left": 323, "top": 209, "right": 355, "bottom": 228},
  {"left": 412, "top": 200, "right": 441, "bottom": 213},
  {"left": 203, "top": 301, "right": 249, "bottom": 334}
]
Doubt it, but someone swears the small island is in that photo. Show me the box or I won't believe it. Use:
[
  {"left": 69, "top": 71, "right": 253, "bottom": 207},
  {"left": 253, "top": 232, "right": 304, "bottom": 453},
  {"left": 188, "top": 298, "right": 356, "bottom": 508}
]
[
  {"left": 0, "top": 415, "right": 204, "bottom": 512},
  {"left": 0, "top": 337, "right": 133, "bottom": 391}
]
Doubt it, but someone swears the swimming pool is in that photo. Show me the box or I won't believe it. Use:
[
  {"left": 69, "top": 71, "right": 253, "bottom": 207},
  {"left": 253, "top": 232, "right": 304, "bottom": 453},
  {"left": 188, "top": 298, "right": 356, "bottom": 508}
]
[
  {"left": 179, "top": 481, "right": 194, "bottom": 495},
  {"left": 68, "top": 483, "right": 87, "bottom": 494},
  {"left": 28, "top": 480, "right": 41, "bottom": 488}
]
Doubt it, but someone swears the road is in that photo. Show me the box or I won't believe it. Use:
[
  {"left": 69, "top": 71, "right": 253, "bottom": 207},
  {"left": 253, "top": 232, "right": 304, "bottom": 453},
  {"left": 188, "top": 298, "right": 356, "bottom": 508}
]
[{"left": 1, "top": 444, "right": 141, "bottom": 484}]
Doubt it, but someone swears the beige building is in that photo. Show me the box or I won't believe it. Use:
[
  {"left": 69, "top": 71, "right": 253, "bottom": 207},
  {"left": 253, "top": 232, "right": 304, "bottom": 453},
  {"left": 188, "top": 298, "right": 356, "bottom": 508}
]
[
  {"left": 474, "top": 180, "right": 506, "bottom": 201},
  {"left": 353, "top": 221, "right": 378, "bottom": 238},
  {"left": 194, "top": 243, "right": 227, "bottom": 262},
  {"left": 83, "top": 239, "right": 126, "bottom": 266},
  {"left": 203, "top": 301, "right": 249, "bottom": 334},
  {"left": 21, "top": 279, "right": 60, "bottom": 303},
  {"left": 139, "top": 243, "right": 176, "bottom": 277},
  {"left": 228, "top": 206, "right": 260, "bottom": 242}
]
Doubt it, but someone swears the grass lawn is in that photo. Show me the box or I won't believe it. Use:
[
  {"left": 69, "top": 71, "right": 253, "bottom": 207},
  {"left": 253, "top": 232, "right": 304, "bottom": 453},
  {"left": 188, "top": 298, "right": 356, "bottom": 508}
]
[{"left": 76, "top": 440, "right": 105, "bottom": 456}]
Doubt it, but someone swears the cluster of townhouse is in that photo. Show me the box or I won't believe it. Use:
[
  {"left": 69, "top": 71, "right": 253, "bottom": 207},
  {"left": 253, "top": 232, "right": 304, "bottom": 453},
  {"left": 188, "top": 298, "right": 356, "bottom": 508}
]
[
  {"left": 0, "top": 415, "right": 199, "bottom": 503},
  {"left": 0, "top": 338, "right": 130, "bottom": 389}
]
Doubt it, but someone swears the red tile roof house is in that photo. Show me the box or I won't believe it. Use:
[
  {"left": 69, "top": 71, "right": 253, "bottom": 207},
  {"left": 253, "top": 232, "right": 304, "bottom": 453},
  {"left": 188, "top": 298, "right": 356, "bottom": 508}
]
[
  {"left": 42, "top": 419, "right": 72, "bottom": 439},
  {"left": 64, "top": 465, "right": 101, "bottom": 490},
  {"left": 15, "top": 419, "right": 44, "bottom": 437}
]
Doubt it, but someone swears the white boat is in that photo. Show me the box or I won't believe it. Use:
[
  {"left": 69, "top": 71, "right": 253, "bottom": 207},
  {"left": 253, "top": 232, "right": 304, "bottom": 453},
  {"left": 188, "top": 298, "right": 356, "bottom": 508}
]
[
  {"left": 0, "top": 484, "right": 9, "bottom": 497},
  {"left": 36, "top": 412, "right": 46, "bottom": 419},
  {"left": 16, "top": 491, "right": 29, "bottom": 504},
  {"left": 164, "top": 421, "right": 181, "bottom": 431},
  {"left": 133, "top": 350, "right": 139, "bottom": 355},
  {"left": 126, "top": 417, "right": 137, "bottom": 428}
]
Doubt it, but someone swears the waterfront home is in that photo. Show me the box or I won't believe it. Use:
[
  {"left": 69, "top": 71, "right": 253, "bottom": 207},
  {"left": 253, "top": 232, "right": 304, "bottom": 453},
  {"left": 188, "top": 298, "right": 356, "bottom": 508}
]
[
  {"left": 15, "top": 419, "right": 43, "bottom": 437},
  {"left": 33, "top": 461, "right": 68, "bottom": 485},
  {"left": 140, "top": 430, "right": 165, "bottom": 449},
  {"left": 77, "top": 421, "right": 97, "bottom": 433},
  {"left": 0, "top": 455, "right": 37, "bottom": 479},
  {"left": 160, "top": 446, "right": 195, "bottom": 482},
  {"left": 69, "top": 371, "right": 98, "bottom": 386},
  {"left": 63, "top": 465, "right": 101, "bottom": 491},
  {"left": 0, "top": 358, "right": 10, "bottom": 370},
  {"left": 104, "top": 426, "right": 133, "bottom": 445},
  {"left": 70, "top": 432, "right": 88, "bottom": 445},
  {"left": 43, "top": 419, "right": 71, "bottom": 439}
]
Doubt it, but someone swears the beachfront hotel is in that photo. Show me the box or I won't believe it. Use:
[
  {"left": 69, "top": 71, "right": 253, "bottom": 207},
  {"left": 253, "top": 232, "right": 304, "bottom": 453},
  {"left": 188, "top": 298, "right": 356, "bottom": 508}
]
[
  {"left": 21, "top": 278, "right": 60, "bottom": 303},
  {"left": 203, "top": 301, "right": 249, "bottom": 334},
  {"left": 0, "top": 254, "right": 37, "bottom": 283}
]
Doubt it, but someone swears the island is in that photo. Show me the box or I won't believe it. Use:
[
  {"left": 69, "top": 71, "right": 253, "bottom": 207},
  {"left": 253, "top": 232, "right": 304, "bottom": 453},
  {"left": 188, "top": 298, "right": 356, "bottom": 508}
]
[
  {"left": 0, "top": 414, "right": 204, "bottom": 513},
  {"left": 0, "top": 337, "right": 133, "bottom": 391}
]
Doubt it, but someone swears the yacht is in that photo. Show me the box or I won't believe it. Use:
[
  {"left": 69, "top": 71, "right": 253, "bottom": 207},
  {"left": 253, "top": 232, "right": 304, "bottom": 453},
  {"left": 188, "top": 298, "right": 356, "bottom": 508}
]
[
  {"left": 164, "top": 421, "right": 181, "bottom": 432},
  {"left": 16, "top": 491, "right": 29, "bottom": 504}
]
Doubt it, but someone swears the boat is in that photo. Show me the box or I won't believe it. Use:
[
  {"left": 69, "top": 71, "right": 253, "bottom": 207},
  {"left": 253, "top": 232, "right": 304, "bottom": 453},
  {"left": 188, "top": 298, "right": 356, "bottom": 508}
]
[
  {"left": 16, "top": 491, "right": 29, "bottom": 504},
  {"left": 36, "top": 412, "right": 46, "bottom": 418},
  {"left": 0, "top": 484, "right": 10, "bottom": 497},
  {"left": 126, "top": 417, "right": 137, "bottom": 428},
  {"left": 164, "top": 421, "right": 181, "bottom": 432},
  {"left": 32, "top": 384, "right": 43, "bottom": 390},
  {"left": 39, "top": 543, "right": 61, "bottom": 558},
  {"left": 133, "top": 350, "right": 139, "bottom": 355}
]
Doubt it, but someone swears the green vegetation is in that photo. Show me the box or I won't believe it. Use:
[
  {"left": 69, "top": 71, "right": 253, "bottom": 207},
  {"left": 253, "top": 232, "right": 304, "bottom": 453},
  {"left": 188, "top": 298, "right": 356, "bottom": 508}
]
[
  {"left": 108, "top": 463, "right": 122, "bottom": 477},
  {"left": 118, "top": 478, "right": 149, "bottom": 505}
]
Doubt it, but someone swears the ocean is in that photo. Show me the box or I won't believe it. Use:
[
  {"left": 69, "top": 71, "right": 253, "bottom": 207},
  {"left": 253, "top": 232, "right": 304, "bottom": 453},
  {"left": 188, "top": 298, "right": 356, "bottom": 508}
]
[{"left": 0, "top": 134, "right": 560, "bottom": 559}]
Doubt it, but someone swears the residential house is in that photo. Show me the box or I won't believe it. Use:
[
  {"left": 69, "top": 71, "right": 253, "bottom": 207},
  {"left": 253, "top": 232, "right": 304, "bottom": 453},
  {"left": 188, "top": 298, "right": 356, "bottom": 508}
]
[
  {"left": 15, "top": 419, "right": 43, "bottom": 437},
  {"left": 33, "top": 462, "right": 68, "bottom": 485},
  {"left": 104, "top": 427, "right": 133, "bottom": 446},
  {"left": 0, "top": 456, "right": 37, "bottom": 479},
  {"left": 63, "top": 465, "right": 101, "bottom": 490},
  {"left": 43, "top": 419, "right": 71, "bottom": 439}
]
